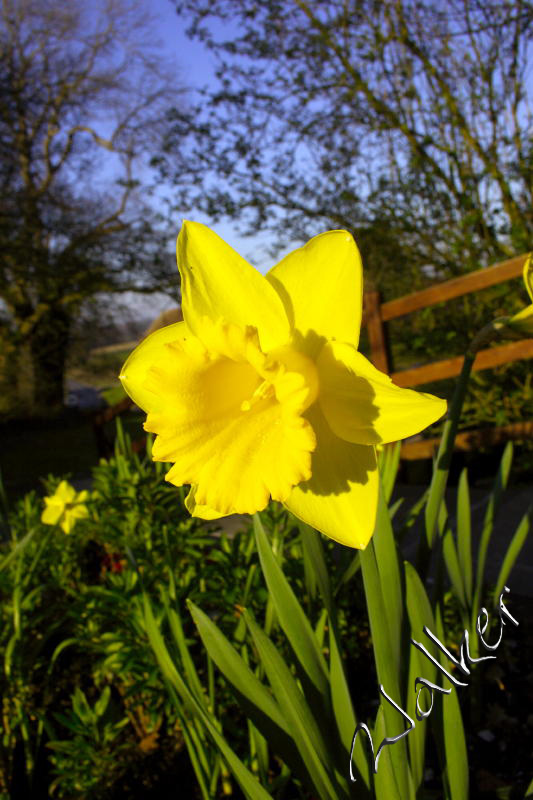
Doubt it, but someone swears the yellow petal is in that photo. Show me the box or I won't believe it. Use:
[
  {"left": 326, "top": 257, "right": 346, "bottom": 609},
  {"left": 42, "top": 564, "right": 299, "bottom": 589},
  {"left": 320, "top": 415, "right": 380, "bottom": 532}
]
[
  {"left": 119, "top": 322, "right": 189, "bottom": 413},
  {"left": 72, "top": 504, "right": 89, "bottom": 520},
  {"left": 62, "top": 505, "right": 89, "bottom": 534},
  {"left": 55, "top": 481, "right": 76, "bottom": 503},
  {"left": 266, "top": 230, "right": 363, "bottom": 355},
  {"left": 61, "top": 513, "right": 74, "bottom": 534},
  {"left": 144, "top": 322, "right": 316, "bottom": 516},
  {"left": 177, "top": 221, "right": 290, "bottom": 351},
  {"left": 41, "top": 499, "right": 64, "bottom": 526},
  {"left": 283, "top": 405, "right": 379, "bottom": 549},
  {"left": 523, "top": 254, "right": 533, "bottom": 303},
  {"left": 317, "top": 341, "right": 446, "bottom": 445},
  {"left": 185, "top": 486, "right": 236, "bottom": 520}
]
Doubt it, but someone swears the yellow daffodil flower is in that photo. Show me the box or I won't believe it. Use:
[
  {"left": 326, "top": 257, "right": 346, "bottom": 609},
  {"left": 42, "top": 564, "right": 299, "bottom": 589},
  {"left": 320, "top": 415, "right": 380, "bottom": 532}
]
[
  {"left": 119, "top": 222, "right": 446, "bottom": 548},
  {"left": 41, "top": 480, "right": 89, "bottom": 534},
  {"left": 507, "top": 253, "right": 533, "bottom": 336}
]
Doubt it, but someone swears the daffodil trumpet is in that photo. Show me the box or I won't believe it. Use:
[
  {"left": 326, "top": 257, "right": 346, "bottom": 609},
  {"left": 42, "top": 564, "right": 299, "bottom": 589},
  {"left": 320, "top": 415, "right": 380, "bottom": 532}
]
[{"left": 120, "top": 222, "right": 446, "bottom": 549}]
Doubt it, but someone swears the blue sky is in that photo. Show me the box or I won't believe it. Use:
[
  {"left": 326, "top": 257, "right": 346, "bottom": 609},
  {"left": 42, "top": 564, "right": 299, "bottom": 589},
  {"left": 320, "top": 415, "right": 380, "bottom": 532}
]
[
  {"left": 124, "top": 0, "right": 291, "bottom": 319},
  {"left": 151, "top": 0, "right": 214, "bottom": 88},
  {"left": 151, "top": 1, "right": 285, "bottom": 264}
]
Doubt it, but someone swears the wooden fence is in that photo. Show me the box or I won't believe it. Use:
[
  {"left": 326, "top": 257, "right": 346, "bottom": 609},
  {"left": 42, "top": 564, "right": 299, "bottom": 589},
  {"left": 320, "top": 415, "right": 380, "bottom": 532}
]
[
  {"left": 363, "top": 253, "right": 532, "bottom": 458},
  {"left": 94, "top": 253, "right": 532, "bottom": 460}
]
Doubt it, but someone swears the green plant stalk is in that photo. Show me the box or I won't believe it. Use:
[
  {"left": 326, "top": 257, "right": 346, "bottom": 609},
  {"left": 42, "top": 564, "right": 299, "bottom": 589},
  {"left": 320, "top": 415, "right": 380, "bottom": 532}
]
[
  {"left": 470, "top": 442, "right": 512, "bottom": 629},
  {"left": 422, "top": 317, "right": 509, "bottom": 572},
  {"left": 0, "top": 527, "right": 37, "bottom": 572},
  {"left": 359, "top": 536, "right": 413, "bottom": 799},
  {"left": 263, "top": 519, "right": 281, "bottom": 639},
  {"left": 143, "top": 592, "right": 273, "bottom": 800}
]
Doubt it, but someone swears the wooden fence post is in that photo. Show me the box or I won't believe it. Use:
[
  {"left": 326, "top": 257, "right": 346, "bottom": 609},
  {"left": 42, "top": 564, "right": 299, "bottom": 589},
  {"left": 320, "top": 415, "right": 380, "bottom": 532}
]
[{"left": 364, "top": 291, "right": 390, "bottom": 374}]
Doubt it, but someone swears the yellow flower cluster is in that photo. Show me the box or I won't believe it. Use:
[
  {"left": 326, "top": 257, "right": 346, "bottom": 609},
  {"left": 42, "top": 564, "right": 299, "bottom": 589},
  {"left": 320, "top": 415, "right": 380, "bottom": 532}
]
[{"left": 41, "top": 481, "right": 89, "bottom": 534}]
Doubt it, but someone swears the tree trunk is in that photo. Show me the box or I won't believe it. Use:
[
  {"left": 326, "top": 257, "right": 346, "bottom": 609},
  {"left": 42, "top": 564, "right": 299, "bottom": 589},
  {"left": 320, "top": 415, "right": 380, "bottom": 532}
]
[{"left": 28, "top": 306, "right": 71, "bottom": 415}]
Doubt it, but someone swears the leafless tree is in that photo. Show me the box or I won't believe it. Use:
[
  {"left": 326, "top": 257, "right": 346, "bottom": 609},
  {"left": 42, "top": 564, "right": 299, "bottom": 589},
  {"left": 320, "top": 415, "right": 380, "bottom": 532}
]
[
  {"left": 0, "top": 0, "right": 182, "bottom": 413},
  {"left": 164, "top": 0, "right": 532, "bottom": 290}
]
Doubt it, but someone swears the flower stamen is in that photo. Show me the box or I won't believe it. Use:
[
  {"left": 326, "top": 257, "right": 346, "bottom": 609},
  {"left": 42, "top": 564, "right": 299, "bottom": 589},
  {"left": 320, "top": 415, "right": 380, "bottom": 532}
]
[{"left": 240, "top": 380, "right": 275, "bottom": 411}]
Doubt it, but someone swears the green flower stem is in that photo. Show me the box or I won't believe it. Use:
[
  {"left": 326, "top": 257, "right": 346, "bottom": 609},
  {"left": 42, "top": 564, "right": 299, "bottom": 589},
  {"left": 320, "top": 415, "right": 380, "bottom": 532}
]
[
  {"left": 264, "top": 520, "right": 281, "bottom": 638},
  {"left": 420, "top": 317, "right": 509, "bottom": 577},
  {"left": 360, "top": 539, "right": 411, "bottom": 799}
]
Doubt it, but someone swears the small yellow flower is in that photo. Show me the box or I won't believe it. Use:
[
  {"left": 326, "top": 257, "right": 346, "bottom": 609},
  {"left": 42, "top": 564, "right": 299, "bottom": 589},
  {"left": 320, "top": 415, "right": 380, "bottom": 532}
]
[
  {"left": 119, "top": 222, "right": 446, "bottom": 548},
  {"left": 507, "top": 254, "right": 533, "bottom": 336},
  {"left": 41, "top": 480, "right": 89, "bottom": 534}
]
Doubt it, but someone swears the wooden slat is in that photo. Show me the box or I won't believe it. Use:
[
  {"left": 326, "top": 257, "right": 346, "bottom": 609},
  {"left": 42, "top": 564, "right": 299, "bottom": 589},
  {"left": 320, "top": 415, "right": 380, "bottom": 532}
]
[
  {"left": 400, "top": 420, "right": 533, "bottom": 460},
  {"left": 391, "top": 339, "right": 533, "bottom": 388},
  {"left": 364, "top": 290, "right": 389, "bottom": 373},
  {"left": 380, "top": 254, "right": 527, "bottom": 322}
]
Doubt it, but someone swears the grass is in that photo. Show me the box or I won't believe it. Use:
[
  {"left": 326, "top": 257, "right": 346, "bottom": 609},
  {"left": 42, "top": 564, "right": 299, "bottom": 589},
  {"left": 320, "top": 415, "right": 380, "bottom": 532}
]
[{"left": 68, "top": 347, "right": 131, "bottom": 398}]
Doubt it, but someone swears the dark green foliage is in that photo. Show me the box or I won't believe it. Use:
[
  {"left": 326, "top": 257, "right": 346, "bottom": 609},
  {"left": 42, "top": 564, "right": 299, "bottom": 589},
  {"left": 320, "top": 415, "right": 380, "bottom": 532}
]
[
  {"left": 0, "top": 426, "right": 372, "bottom": 798},
  {"left": 0, "top": 424, "right": 531, "bottom": 798},
  {"left": 0, "top": 437, "right": 215, "bottom": 798}
]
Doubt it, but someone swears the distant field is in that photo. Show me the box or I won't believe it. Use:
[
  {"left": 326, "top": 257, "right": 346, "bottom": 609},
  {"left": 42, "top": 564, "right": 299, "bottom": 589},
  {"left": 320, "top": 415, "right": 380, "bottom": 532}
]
[{"left": 68, "top": 348, "right": 132, "bottom": 405}]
